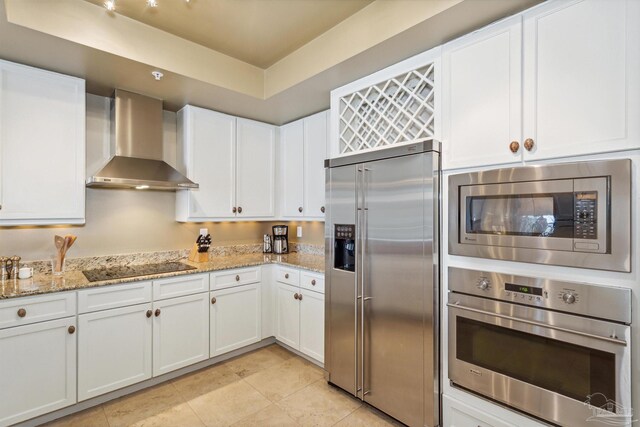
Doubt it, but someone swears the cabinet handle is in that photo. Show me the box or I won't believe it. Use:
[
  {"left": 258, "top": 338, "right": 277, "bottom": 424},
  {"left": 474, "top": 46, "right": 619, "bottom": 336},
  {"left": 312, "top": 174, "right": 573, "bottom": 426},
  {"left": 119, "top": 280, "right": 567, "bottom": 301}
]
[
  {"left": 311, "top": 279, "right": 316, "bottom": 286},
  {"left": 321, "top": 206, "right": 325, "bottom": 213},
  {"left": 285, "top": 273, "right": 289, "bottom": 279},
  {"left": 298, "top": 207, "right": 303, "bottom": 213},
  {"left": 509, "top": 141, "right": 520, "bottom": 153},
  {"left": 294, "top": 293, "right": 299, "bottom": 300},
  {"left": 298, "top": 294, "right": 303, "bottom": 301},
  {"left": 232, "top": 207, "right": 237, "bottom": 214},
  {"left": 235, "top": 275, "right": 240, "bottom": 281},
  {"left": 146, "top": 310, "right": 152, "bottom": 318},
  {"left": 68, "top": 325, "right": 76, "bottom": 334},
  {"left": 155, "top": 308, "right": 161, "bottom": 317},
  {"left": 211, "top": 297, "right": 217, "bottom": 304},
  {"left": 524, "top": 138, "right": 535, "bottom": 151},
  {"left": 17, "top": 308, "right": 26, "bottom": 318},
  {"left": 237, "top": 206, "right": 243, "bottom": 214}
]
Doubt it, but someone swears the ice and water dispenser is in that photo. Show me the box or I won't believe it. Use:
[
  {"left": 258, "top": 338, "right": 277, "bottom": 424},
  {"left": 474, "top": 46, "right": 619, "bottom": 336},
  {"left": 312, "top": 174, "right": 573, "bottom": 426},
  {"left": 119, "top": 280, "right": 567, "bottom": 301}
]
[{"left": 334, "top": 224, "right": 355, "bottom": 272}]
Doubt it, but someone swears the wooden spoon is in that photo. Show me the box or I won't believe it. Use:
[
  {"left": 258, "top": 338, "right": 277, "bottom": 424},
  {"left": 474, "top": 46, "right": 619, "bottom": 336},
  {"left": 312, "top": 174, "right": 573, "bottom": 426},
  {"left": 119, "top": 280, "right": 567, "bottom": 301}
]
[{"left": 54, "top": 235, "right": 65, "bottom": 272}]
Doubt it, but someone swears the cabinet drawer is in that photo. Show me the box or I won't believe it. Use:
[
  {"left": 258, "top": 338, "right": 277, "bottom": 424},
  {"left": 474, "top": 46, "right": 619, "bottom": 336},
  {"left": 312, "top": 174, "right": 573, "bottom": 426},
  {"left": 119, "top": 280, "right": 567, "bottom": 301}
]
[
  {"left": 275, "top": 267, "right": 299, "bottom": 286},
  {"left": 0, "top": 292, "right": 76, "bottom": 329},
  {"left": 210, "top": 267, "right": 261, "bottom": 290},
  {"left": 78, "top": 281, "right": 152, "bottom": 313},
  {"left": 153, "top": 274, "right": 209, "bottom": 300},
  {"left": 300, "top": 272, "right": 324, "bottom": 294}
]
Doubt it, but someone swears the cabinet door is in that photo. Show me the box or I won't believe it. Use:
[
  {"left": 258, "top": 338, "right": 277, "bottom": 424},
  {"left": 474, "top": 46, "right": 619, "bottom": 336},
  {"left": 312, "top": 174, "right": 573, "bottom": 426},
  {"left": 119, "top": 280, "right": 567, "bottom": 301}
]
[
  {"left": 304, "top": 111, "right": 328, "bottom": 218},
  {"left": 299, "top": 290, "right": 324, "bottom": 362},
  {"left": 153, "top": 293, "right": 209, "bottom": 376},
  {"left": 275, "top": 283, "right": 300, "bottom": 349},
  {"left": 236, "top": 118, "right": 276, "bottom": 217},
  {"left": 176, "top": 106, "right": 236, "bottom": 220},
  {"left": 78, "top": 304, "right": 152, "bottom": 401},
  {"left": 522, "top": 0, "right": 640, "bottom": 160},
  {"left": 443, "top": 396, "right": 515, "bottom": 427},
  {"left": 210, "top": 284, "right": 261, "bottom": 357},
  {"left": 0, "top": 60, "right": 85, "bottom": 225},
  {"left": 0, "top": 317, "right": 76, "bottom": 426},
  {"left": 280, "top": 120, "right": 305, "bottom": 217},
  {"left": 442, "top": 16, "right": 523, "bottom": 170}
]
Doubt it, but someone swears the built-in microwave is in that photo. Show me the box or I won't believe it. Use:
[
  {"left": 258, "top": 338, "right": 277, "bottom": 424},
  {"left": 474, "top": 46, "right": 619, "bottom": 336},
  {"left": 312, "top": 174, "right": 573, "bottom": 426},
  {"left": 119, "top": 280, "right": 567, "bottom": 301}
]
[{"left": 448, "top": 159, "right": 631, "bottom": 272}]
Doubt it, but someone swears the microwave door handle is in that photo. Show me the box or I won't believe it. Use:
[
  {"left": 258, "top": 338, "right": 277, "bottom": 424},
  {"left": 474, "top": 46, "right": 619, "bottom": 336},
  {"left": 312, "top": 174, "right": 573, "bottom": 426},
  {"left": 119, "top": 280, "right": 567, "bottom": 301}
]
[{"left": 447, "top": 302, "right": 627, "bottom": 347}]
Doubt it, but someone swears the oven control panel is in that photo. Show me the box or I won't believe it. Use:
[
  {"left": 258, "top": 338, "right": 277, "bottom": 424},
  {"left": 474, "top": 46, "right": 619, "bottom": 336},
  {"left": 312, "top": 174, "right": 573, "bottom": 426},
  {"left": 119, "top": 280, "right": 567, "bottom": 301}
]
[{"left": 448, "top": 267, "right": 632, "bottom": 324}]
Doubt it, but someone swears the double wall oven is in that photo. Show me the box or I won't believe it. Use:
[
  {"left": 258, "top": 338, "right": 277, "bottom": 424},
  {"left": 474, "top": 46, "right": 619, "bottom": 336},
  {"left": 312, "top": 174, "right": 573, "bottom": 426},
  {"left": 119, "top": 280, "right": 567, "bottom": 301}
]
[{"left": 448, "top": 267, "right": 632, "bottom": 426}]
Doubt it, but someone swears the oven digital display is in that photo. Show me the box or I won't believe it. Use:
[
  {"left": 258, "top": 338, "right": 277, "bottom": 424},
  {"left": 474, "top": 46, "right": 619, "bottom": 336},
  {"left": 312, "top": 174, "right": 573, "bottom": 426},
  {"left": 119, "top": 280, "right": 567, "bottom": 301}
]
[{"left": 505, "top": 282, "right": 543, "bottom": 296}]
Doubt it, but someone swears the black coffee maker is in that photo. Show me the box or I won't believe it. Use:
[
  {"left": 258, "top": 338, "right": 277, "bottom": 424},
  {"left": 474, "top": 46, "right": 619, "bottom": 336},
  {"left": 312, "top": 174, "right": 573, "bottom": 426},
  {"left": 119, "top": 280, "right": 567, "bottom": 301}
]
[{"left": 272, "top": 225, "right": 289, "bottom": 254}]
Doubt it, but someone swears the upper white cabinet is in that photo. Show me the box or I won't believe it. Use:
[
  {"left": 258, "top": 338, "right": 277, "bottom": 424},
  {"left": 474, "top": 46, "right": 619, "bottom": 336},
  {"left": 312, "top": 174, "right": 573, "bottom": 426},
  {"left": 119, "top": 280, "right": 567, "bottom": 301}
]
[
  {"left": 0, "top": 59, "right": 85, "bottom": 225},
  {"left": 176, "top": 106, "right": 275, "bottom": 221},
  {"left": 279, "top": 111, "right": 327, "bottom": 219},
  {"left": 442, "top": 0, "right": 640, "bottom": 169},
  {"left": 442, "top": 16, "right": 522, "bottom": 170},
  {"left": 521, "top": 0, "right": 640, "bottom": 161},
  {"left": 236, "top": 118, "right": 276, "bottom": 218}
]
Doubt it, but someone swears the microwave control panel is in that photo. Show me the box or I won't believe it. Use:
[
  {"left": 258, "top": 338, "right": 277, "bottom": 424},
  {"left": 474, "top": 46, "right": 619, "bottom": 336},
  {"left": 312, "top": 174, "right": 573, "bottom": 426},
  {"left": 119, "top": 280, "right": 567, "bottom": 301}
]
[{"left": 574, "top": 192, "right": 597, "bottom": 239}]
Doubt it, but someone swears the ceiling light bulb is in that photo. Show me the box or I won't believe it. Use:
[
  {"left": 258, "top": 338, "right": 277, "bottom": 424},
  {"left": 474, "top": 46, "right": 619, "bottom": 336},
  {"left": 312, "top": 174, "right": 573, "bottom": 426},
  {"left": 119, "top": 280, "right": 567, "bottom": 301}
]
[
  {"left": 104, "top": 0, "right": 115, "bottom": 11},
  {"left": 147, "top": 0, "right": 158, "bottom": 7}
]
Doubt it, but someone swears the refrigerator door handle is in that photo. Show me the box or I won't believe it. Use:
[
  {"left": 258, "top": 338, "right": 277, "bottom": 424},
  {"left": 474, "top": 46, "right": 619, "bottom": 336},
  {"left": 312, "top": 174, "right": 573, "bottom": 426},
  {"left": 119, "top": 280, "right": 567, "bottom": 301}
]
[{"left": 361, "top": 170, "right": 370, "bottom": 398}]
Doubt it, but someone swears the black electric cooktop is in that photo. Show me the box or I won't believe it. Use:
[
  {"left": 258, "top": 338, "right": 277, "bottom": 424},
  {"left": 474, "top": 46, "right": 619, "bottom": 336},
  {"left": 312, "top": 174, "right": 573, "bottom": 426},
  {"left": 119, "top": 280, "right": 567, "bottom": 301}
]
[{"left": 82, "top": 262, "right": 197, "bottom": 282}]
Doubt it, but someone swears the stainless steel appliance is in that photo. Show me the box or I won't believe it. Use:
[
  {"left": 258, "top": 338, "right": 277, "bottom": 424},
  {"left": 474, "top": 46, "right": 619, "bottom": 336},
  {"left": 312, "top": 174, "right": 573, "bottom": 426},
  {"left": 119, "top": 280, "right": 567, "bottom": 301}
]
[
  {"left": 448, "top": 159, "right": 631, "bottom": 272},
  {"left": 325, "top": 141, "right": 441, "bottom": 427},
  {"left": 272, "top": 225, "right": 289, "bottom": 254},
  {"left": 82, "top": 262, "right": 196, "bottom": 282},
  {"left": 448, "top": 267, "right": 632, "bottom": 427},
  {"left": 86, "top": 89, "right": 199, "bottom": 190}
]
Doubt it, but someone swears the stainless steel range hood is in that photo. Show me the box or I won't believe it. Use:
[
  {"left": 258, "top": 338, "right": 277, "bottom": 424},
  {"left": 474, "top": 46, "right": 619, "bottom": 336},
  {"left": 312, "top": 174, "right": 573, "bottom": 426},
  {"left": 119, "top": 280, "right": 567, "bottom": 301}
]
[{"left": 86, "top": 89, "right": 198, "bottom": 190}]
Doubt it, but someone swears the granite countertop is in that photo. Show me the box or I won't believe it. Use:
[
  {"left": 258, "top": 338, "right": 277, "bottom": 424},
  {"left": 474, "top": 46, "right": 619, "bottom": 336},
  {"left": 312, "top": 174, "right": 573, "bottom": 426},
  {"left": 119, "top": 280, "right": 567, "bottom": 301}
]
[{"left": 0, "top": 252, "right": 325, "bottom": 300}]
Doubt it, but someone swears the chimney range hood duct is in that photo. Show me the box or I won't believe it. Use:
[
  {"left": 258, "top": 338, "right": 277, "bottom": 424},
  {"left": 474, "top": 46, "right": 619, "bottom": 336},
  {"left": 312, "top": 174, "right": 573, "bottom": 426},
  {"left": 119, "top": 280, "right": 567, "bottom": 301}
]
[{"left": 86, "top": 89, "right": 198, "bottom": 190}]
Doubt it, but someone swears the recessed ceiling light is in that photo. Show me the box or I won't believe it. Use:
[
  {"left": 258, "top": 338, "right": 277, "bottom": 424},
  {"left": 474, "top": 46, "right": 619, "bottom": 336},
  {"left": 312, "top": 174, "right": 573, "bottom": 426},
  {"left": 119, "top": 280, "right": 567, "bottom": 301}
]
[
  {"left": 151, "top": 70, "right": 164, "bottom": 81},
  {"left": 104, "top": 0, "right": 115, "bottom": 11},
  {"left": 147, "top": 0, "right": 158, "bottom": 7}
]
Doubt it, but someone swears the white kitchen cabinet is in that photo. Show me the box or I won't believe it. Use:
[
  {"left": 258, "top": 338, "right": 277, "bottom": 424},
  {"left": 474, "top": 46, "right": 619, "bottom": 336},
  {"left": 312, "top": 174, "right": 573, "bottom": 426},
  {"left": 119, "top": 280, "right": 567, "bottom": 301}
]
[
  {"left": 276, "top": 282, "right": 301, "bottom": 349},
  {"left": 275, "top": 268, "right": 325, "bottom": 362},
  {"left": 78, "top": 303, "right": 153, "bottom": 401},
  {"left": 442, "top": 16, "right": 522, "bottom": 170},
  {"left": 521, "top": 0, "right": 640, "bottom": 161},
  {"left": 0, "top": 59, "right": 85, "bottom": 225},
  {"left": 442, "top": 0, "right": 640, "bottom": 170},
  {"left": 303, "top": 111, "right": 328, "bottom": 218},
  {"left": 0, "top": 317, "right": 77, "bottom": 426},
  {"left": 210, "top": 283, "right": 261, "bottom": 357},
  {"left": 280, "top": 120, "right": 305, "bottom": 217},
  {"left": 298, "top": 289, "right": 324, "bottom": 363},
  {"left": 176, "top": 106, "right": 236, "bottom": 220},
  {"left": 152, "top": 292, "right": 209, "bottom": 376},
  {"left": 236, "top": 118, "right": 276, "bottom": 218},
  {"left": 279, "top": 111, "right": 328, "bottom": 219},
  {"left": 443, "top": 395, "right": 515, "bottom": 427},
  {"left": 176, "top": 108, "right": 276, "bottom": 221}
]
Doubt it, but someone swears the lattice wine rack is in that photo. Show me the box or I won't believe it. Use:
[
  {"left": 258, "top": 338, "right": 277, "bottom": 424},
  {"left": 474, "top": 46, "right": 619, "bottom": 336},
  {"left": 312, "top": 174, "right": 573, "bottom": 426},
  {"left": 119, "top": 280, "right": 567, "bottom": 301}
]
[{"left": 338, "top": 62, "right": 436, "bottom": 156}]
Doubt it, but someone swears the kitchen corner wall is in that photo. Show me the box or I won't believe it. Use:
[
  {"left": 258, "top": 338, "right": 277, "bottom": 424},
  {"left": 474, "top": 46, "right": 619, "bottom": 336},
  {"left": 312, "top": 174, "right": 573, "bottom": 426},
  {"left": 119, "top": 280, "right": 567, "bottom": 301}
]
[{"left": 0, "top": 94, "right": 324, "bottom": 261}]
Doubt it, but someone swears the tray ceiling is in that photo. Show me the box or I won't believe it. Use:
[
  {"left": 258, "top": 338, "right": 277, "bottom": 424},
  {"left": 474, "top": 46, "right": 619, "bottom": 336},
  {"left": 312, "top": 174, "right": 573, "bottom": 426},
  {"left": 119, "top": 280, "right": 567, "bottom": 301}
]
[{"left": 83, "top": 0, "right": 373, "bottom": 68}]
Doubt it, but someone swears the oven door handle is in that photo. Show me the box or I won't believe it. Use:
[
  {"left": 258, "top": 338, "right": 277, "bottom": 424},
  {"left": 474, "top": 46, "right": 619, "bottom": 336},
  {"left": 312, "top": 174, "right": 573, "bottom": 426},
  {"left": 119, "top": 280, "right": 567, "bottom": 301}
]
[{"left": 447, "top": 302, "right": 627, "bottom": 347}]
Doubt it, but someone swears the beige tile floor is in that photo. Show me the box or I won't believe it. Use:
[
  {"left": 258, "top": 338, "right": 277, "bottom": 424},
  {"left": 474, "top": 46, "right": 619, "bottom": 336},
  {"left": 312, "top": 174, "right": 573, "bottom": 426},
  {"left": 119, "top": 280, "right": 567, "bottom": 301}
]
[{"left": 44, "top": 345, "right": 403, "bottom": 427}]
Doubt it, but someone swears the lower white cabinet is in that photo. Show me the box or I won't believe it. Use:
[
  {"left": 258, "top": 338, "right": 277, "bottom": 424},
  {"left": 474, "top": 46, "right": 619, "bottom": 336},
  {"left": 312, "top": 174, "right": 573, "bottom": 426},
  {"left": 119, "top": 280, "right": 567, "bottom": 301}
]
[
  {"left": 443, "top": 395, "right": 514, "bottom": 427},
  {"left": 210, "top": 284, "right": 261, "bottom": 356},
  {"left": 298, "top": 289, "right": 324, "bottom": 362},
  {"left": 276, "top": 282, "right": 301, "bottom": 349},
  {"left": 152, "top": 292, "right": 210, "bottom": 376},
  {"left": 275, "top": 269, "right": 325, "bottom": 363},
  {"left": 0, "top": 317, "right": 77, "bottom": 427},
  {"left": 78, "top": 303, "right": 153, "bottom": 401}
]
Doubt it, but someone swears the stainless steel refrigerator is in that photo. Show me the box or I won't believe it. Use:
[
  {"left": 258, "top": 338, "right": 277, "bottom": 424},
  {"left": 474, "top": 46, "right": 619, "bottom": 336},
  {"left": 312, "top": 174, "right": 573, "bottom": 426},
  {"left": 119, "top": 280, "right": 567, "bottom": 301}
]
[{"left": 324, "top": 141, "right": 440, "bottom": 427}]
